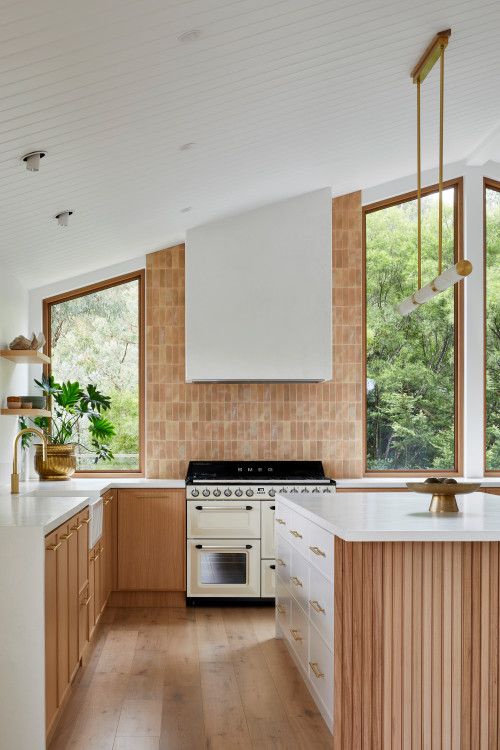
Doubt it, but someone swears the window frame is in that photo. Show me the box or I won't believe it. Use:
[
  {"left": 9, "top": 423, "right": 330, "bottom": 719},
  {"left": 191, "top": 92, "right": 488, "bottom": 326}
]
[
  {"left": 362, "top": 176, "right": 464, "bottom": 476},
  {"left": 483, "top": 177, "right": 500, "bottom": 475},
  {"left": 42, "top": 270, "right": 145, "bottom": 477}
]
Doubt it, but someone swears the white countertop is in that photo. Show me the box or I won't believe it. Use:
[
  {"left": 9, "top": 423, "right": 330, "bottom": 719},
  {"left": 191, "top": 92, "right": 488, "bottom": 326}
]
[
  {"left": 0, "top": 478, "right": 185, "bottom": 534},
  {"left": 336, "top": 477, "right": 500, "bottom": 489},
  {"left": 277, "top": 491, "right": 500, "bottom": 541}
]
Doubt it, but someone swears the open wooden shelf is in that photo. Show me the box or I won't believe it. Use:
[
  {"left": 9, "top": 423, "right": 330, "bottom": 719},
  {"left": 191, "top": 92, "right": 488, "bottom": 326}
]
[
  {"left": 0, "top": 349, "right": 50, "bottom": 364},
  {"left": 1, "top": 409, "right": 51, "bottom": 417}
]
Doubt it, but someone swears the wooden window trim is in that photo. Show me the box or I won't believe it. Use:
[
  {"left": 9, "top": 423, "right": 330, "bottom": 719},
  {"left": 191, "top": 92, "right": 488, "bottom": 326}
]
[
  {"left": 42, "top": 270, "right": 145, "bottom": 477},
  {"left": 362, "top": 177, "right": 464, "bottom": 476},
  {"left": 484, "top": 177, "right": 500, "bottom": 475}
]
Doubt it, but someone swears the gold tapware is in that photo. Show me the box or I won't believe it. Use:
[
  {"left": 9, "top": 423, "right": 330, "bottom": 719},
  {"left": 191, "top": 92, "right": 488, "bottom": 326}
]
[
  {"left": 406, "top": 481, "right": 481, "bottom": 512},
  {"left": 12, "top": 427, "right": 47, "bottom": 493},
  {"left": 34, "top": 443, "right": 77, "bottom": 481}
]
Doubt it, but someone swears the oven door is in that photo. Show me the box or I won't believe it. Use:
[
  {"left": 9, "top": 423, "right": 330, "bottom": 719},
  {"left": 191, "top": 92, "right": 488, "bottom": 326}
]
[
  {"left": 187, "top": 499, "right": 261, "bottom": 539},
  {"left": 187, "top": 539, "right": 261, "bottom": 597}
]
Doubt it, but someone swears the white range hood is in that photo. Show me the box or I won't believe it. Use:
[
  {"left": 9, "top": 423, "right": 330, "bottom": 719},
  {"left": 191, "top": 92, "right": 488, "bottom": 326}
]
[{"left": 185, "top": 188, "right": 332, "bottom": 383}]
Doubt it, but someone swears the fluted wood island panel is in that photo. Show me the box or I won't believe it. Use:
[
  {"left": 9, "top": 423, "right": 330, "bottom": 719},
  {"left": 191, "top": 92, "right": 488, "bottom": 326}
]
[{"left": 334, "top": 538, "right": 500, "bottom": 750}]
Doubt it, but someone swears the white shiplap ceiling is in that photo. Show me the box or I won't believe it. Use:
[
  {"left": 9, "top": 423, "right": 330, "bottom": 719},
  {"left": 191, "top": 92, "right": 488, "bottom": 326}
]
[{"left": 1, "top": 0, "right": 500, "bottom": 288}]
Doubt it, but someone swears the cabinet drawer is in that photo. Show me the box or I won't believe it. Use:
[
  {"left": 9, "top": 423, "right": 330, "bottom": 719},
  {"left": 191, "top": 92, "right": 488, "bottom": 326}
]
[
  {"left": 289, "top": 545, "right": 309, "bottom": 613},
  {"left": 287, "top": 510, "right": 310, "bottom": 557},
  {"left": 289, "top": 598, "right": 309, "bottom": 669},
  {"left": 275, "top": 572, "right": 291, "bottom": 633},
  {"left": 308, "top": 522, "right": 334, "bottom": 583},
  {"left": 308, "top": 568, "right": 334, "bottom": 647},
  {"left": 308, "top": 625, "right": 334, "bottom": 724},
  {"left": 276, "top": 532, "right": 292, "bottom": 576},
  {"left": 275, "top": 504, "right": 290, "bottom": 536}
]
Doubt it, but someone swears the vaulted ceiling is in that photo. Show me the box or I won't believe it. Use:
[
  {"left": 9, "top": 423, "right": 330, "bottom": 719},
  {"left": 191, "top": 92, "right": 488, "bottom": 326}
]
[{"left": 1, "top": 0, "right": 500, "bottom": 288}]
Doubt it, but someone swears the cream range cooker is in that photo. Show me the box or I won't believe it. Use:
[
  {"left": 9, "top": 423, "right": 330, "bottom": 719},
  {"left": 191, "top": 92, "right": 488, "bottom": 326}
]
[{"left": 185, "top": 460, "right": 336, "bottom": 604}]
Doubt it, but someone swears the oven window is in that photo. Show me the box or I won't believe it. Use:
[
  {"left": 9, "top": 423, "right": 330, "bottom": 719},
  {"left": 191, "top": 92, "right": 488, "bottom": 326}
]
[{"left": 200, "top": 551, "right": 248, "bottom": 585}]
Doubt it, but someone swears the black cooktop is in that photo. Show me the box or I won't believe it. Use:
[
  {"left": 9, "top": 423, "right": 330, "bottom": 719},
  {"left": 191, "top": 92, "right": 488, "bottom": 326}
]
[{"left": 185, "top": 460, "right": 335, "bottom": 484}]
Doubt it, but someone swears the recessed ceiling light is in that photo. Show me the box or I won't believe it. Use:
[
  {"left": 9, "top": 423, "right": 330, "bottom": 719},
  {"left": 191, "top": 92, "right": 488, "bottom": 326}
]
[
  {"left": 177, "top": 29, "right": 202, "bottom": 44},
  {"left": 55, "top": 211, "right": 73, "bottom": 227},
  {"left": 180, "top": 207, "right": 192, "bottom": 213},
  {"left": 21, "top": 151, "right": 46, "bottom": 171},
  {"left": 179, "top": 143, "right": 196, "bottom": 151}
]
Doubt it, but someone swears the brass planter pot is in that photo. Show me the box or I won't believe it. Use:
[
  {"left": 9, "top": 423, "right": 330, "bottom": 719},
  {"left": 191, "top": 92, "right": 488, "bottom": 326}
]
[{"left": 35, "top": 444, "right": 76, "bottom": 481}]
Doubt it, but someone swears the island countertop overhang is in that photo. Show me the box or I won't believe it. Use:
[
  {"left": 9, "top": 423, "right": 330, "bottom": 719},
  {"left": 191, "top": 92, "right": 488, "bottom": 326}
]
[{"left": 276, "top": 490, "right": 500, "bottom": 542}]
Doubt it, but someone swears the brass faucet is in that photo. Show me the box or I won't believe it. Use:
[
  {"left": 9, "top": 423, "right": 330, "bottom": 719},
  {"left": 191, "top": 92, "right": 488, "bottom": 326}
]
[{"left": 11, "top": 428, "right": 47, "bottom": 494}]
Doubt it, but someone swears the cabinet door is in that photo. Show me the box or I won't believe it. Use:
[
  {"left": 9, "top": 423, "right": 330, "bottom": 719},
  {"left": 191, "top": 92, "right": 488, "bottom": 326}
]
[
  {"left": 65, "top": 524, "right": 79, "bottom": 682},
  {"left": 45, "top": 530, "right": 58, "bottom": 733},
  {"left": 88, "top": 549, "right": 96, "bottom": 640},
  {"left": 94, "top": 543, "right": 102, "bottom": 626},
  {"left": 117, "top": 489, "right": 186, "bottom": 591},
  {"left": 79, "top": 585, "right": 90, "bottom": 658},
  {"left": 72, "top": 511, "right": 89, "bottom": 596},
  {"left": 101, "top": 491, "right": 114, "bottom": 606},
  {"left": 56, "top": 525, "right": 70, "bottom": 705}
]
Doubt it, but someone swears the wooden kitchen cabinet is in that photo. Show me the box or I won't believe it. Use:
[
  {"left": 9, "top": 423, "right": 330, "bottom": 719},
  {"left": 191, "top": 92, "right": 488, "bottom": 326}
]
[
  {"left": 45, "top": 506, "right": 89, "bottom": 739},
  {"left": 117, "top": 489, "right": 186, "bottom": 591},
  {"left": 100, "top": 489, "right": 114, "bottom": 609}
]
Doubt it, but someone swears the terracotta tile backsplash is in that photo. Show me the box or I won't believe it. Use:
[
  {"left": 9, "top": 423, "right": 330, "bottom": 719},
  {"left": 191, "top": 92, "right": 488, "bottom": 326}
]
[{"left": 146, "top": 192, "right": 362, "bottom": 479}]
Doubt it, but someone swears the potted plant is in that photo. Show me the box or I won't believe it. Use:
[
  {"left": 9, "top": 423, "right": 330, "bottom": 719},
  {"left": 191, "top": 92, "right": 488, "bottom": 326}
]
[{"left": 20, "top": 374, "right": 116, "bottom": 480}]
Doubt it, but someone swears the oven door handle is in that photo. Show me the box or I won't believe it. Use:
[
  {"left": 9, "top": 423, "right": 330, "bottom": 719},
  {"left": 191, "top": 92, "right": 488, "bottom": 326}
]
[
  {"left": 195, "top": 505, "right": 253, "bottom": 511},
  {"left": 195, "top": 544, "right": 253, "bottom": 550}
]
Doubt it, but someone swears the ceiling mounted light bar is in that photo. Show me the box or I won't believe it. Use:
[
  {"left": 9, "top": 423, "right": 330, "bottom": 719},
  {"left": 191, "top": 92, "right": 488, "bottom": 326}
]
[{"left": 397, "top": 30, "right": 473, "bottom": 316}]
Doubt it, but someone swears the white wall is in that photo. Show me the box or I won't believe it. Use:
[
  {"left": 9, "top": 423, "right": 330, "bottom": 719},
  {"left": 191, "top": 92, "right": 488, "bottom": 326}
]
[{"left": 0, "top": 265, "right": 29, "bottom": 485}]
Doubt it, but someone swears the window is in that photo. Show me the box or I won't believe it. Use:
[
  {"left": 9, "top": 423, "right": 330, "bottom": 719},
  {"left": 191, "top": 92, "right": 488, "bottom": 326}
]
[
  {"left": 44, "top": 272, "right": 144, "bottom": 474},
  {"left": 485, "top": 179, "right": 500, "bottom": 472},
  {"left": 364, "top": 180, "right": 462, "bottom": 473}
]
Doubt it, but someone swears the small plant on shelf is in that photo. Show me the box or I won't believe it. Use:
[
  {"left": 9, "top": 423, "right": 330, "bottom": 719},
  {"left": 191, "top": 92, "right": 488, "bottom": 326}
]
[{"left": 21, "top": 374, "right": 116, "bottom": 479}]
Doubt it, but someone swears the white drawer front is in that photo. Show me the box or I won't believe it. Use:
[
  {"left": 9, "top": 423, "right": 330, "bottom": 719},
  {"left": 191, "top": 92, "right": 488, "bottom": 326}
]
[
  {"left": 275, "top": 504, "right": 290, "bottom": 536},
  {"left": 287, "top": 510, "right": 310, "bottom": 557},
  {"left": 275, "top": 532, "right": 292, "bottom": 576},
  {"left": 308, "top": 569, "right": 334, "bottom": 647},
  {"left": 276, "top": 571, "right": 291, "bottom": 633},
  {"left": 308, "top": 521, "right": 335, "bottom": 582},
  {"left": 289, "top": 545, "right": 310, "bottom": 613},
  {"left": 187, "top": 500, "right": 261, "bottom": 538},
  {"left": 308, "top": 625, "right": 334, "bottom": 724},
  {"left": 261, "top": 559, "right": 276, "bottom": 598},
  {"left": 289, "top": 598, "right": 309, "bottom": 669}
]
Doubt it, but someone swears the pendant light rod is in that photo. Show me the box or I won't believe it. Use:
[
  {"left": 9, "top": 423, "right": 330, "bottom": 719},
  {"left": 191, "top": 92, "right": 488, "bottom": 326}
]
[
  {"left": 411, "top": 29, "right": 451, "bottom": 83},
  {"left": 438, "top": 43, "right": 444, "bottom": 275},
  {"left": 397, "top": 261, "right": 472, "bottom": 316},
  {"left": 417, "top": 79, "right": 421, "bottom": 289}
]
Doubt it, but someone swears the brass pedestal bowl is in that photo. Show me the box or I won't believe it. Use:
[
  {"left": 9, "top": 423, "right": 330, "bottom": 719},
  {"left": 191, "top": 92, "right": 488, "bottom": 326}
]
[{"left": 406, "top": 481, "right": 481, "bottom": 512}]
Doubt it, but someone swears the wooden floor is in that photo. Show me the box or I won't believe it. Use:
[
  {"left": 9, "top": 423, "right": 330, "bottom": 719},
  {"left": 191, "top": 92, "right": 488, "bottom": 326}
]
[{"left": 48, "top": 606, "right": 333, "bottom": 750}]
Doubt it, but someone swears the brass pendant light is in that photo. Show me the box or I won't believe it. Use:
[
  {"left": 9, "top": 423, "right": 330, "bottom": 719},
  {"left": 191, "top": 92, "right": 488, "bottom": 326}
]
[{"left": 397, "top": 30, "right": 472, "bottom": 316}]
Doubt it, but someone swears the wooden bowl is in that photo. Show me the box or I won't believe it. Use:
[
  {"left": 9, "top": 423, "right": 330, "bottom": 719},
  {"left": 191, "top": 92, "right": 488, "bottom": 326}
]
[
  {"left": 20, "top": 402, "right": 32, "bottom": 409},
  {"left": 406, "top": 482, "right": 481, "bottom": 512}
]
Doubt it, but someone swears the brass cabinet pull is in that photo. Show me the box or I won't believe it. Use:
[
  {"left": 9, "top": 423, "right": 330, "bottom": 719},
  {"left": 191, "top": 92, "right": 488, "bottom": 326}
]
[
  {"left": 94, "top": 552, "right": 100, "bottom": 561},
  {"left": 99, "top": 547, "right": 104, "bottom": 554},
  {"left": 276, "top": 518, "right": 286, "bottom": 525},
  {"left": 276, "top": 558, "right": 286, "bottom": 567},
  {"left": 290, "top": 576, "right": 303, "bottom": 587},
  {"left": 71, "top": 523, "right": 83, "bottom": 531},
  {"left": 309, "top": 662, "right": 325, "bottom": 679},
  {"left": 46, "top": 542, "right": 61, "bottom": 552},
  {"left": 81, "top": 595, "right": 92, "bottom": 606},
  {"left": 290, "top": 530, "right": 303, "bottom": 539},
  {"left": 289, "top": 629, "right": 303, "bottom": 641},
  {"left": 61, "top": 532, "right": 73, "bottom": 540},
  {"left": 309, "top": 545, "right": 326, "bottom": 557},
  {"left": 82, "top": 518, "right": 91, "bottom": 525},
  {"left": 309, "top": 600, "right": 325, "bottom": 614},
  {"left": 276, "top": 604, "right": 286, "bottom": 614}
]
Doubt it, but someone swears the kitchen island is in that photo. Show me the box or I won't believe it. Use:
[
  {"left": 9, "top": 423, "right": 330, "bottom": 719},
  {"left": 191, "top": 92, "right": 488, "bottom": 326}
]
[{"left": 276, "top": 490, "right": 500, "bottom": 750}]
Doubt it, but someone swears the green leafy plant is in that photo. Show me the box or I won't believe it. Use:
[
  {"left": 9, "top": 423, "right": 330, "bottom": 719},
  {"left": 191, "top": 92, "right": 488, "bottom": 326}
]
[{"left": 20, "top": 374, "right": 116, "bottom": 463}]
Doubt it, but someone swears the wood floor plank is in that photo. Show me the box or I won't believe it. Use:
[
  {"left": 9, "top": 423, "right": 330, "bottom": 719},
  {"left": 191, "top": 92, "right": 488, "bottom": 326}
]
[
  {"left": 160, "top": 681, "right": 205, "bottom": 750},
  {"left": 125, "top": 649, "right": 166, "bottom": 701},
  {"left": 195, "top": 607, "right": 232, "bottom": 663},
  {"left": 116, "top": 699, "right": 163, "bottom": 737},
  {"left": 200, "top": 662, "right": 253, "bottom": 749},
  {"left": 96, "top": 629, "right": 139, "bottom": 674},
  {"left": 113, "top": 739, "right": 159, "bottom": 750},
  {"left": 136, "top": 608, "right": 170, "bottom": 652},
  {"left": 66, "top": 673, "right": 130, "bottom": 750}
]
